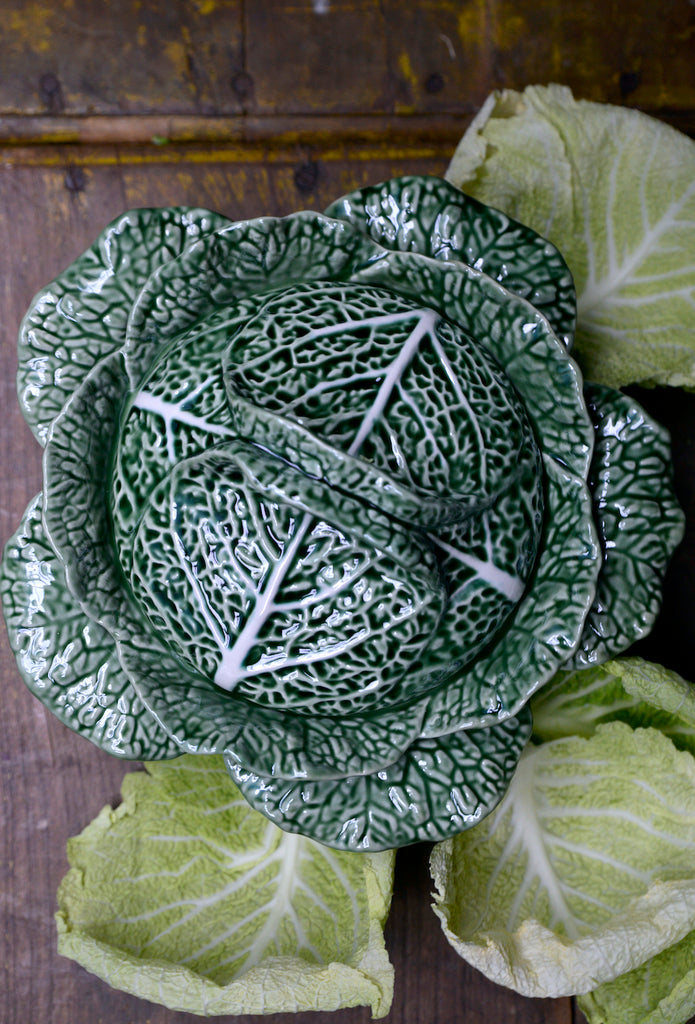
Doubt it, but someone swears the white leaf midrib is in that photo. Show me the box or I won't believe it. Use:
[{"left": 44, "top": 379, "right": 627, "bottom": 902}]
[
  {"left": 577, "top": 135, "right": 695, "bottom": 318},
  {"left": 212, "top": 308, "right": 437, "bottom": 689}
]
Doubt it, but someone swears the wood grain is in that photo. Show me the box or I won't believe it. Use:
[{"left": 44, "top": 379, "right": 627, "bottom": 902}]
[
  {"left": 1, "top": 2, "right": 695, "bottom": 1023},
  {"left": 0, "top": 0, "right": 693, "bottom": 137}
]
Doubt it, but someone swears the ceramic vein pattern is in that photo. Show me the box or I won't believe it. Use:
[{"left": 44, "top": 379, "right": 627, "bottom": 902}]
[{"left": 1, "top": 175, "right": 684, "bottom": 849}]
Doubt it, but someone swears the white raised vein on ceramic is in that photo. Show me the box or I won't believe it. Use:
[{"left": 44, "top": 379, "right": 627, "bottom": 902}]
[
  {"left": 117, "top": 622, "right": 432, "bottom": 780},
  {"left": 347, "top": 250, "right": 593, "bottom": 481},
  {"left": 419, "top": 457, "right": 600, "bottom": 739},
  {"left": 121, "top": 280, "right": 540, "bottom": 712},
  {"left": 122, "top": 212, "right": 387, "bottom": 388},
  {"left": 128, "top": 443, "right": 445, "bottom": 716},
  {"left": 171, "top": 302, "right": 438, "bottom": 698},
  {"left": 211, "top": 299, "right": 440, "bottom": 696},
  {"left": 110, "top": 301, "right": 257, "bottom": 581},
  {"left": 324, "top": 175, "right": 576, "bottom": 348},
  {"left": 5, "top": 179, "right": 684, "bottom": 852},
  {"left": 0, "top": 495, "right": 178, "bottom": 759},
  {"left": 112, "top": 260, "right": 585, "bottom": 765},
  {"left": 18, "top": 207, "right": 233, "bottom": 444},
  {"left": 224, "top": 281, "right": 541, "bottom": 614},
  {"left": 203, "top": 286, "right": 536, "bottom": 704},
  {"left": 225, "top": 708, "right": 533, "bottom": 851},
  {"left": 224, "top": 282, "right": 539, "bottom": 503},
  {"left": 38, "top": 214, "right": 589, "bottom": 790}
]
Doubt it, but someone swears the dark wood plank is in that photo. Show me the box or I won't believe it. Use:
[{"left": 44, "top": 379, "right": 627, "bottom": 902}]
[
  {"left": 0, "top": 0, "right": 244, "bottom": 116},
  {"left": 245, "top": 0, "right": 393, "bottom": 115},
  {"left": 0, "top": 112, "right": 467, "bottom": 147},
  {"left": 380, "top": 0, "right": 493, "bottom": 116},
  {"left": 1, "top": 0, "right": 694, "bottom": 138},
  {"left": 487, "top": 0, "right": 695, "bottom": 111}
]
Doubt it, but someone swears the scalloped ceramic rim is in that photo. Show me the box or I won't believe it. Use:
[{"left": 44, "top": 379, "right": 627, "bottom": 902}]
[
  {"left": 18, "top": 207, "right": 233, "bottom": 446},
  {"left": 224, "top": 707, "right": 534, "bottom": 851},
  {"left": 324, "top": 174, "right": 578, "bottom": 348},
  {"left": 569, "top": 382, "right": 686, "bottom": 668},
  {"left": 116, "top": 624, "right": 436, "bottom": 780},
  {"left": 122, "top": 212, "right": 387, "bottom": 388},
  {"left": 1, "top": 492, "right": 181, "bottom": 761},
  {"left": 39, "top": 212, "right": 599, "bottom": 778}
]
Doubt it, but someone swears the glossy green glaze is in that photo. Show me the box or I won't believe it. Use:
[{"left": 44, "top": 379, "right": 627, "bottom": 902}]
[{"left": 1, "top": 176, "right": 684, "bottom": 850}]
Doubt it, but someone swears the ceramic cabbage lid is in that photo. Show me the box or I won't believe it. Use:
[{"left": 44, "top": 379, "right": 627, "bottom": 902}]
[{"left": 1, "top": 175, "right": 684, "bottom": 851}]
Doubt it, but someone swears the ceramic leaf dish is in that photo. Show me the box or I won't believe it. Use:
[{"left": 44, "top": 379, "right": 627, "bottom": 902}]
[{"left": 1, "top": 176, "right": 684, "bottom": 850}]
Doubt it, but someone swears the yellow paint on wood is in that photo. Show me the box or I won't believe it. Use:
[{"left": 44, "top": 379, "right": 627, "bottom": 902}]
[
  {"left": 456, "top": 1, "right": 487, "bottom": 44},
  {"left": 2, "top": 140, "right": 450, "bottom": 170},
  {"left": 396, "top": 50, "right": 417, "bottom": 114},
  {"left": 176, "top": 170, "right": 195, "bottom": 190},
  {"left": 493, "top": 14, "right": 529, "bottom": 49},
  {"left": 163, "top": 39, "right": 189, "bottom": 77},
  {"left": 9, "top": 4, "right": 56, "bottom": 54}
]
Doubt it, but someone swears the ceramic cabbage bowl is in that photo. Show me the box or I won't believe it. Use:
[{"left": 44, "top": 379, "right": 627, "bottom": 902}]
[{"left": 1, "top": 176, "right": 684, "bottom": 850}]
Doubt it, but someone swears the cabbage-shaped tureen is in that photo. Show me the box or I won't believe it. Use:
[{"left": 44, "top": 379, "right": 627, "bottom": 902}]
[{"left": 1, "top": 177, "right": 683, "bottom": 850}]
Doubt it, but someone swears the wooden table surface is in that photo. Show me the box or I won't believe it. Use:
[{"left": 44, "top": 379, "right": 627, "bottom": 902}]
[{"left": 2, "top": 3, "right": 695, "bottom": 1023}]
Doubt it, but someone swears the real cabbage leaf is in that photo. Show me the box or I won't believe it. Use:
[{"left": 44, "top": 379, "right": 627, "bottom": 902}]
[
  {"left": 532, "top": 657, "right": 695, "bottom": 751},
  {"left": 446, "top": 84, "right": 695, "bottom": 388},
  {"left": 430, "top": 721, "right": 695, "bottom": 997},
  {"left": 579, "top": 928, "right": 695, "bottom": 1024},
  {"left": 56, "top": 755, "right": 394, "bottom": 1017}
]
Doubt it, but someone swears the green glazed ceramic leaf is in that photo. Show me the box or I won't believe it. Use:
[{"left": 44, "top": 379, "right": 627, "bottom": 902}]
[
  {"left": 109, "top": 269, "right": 546, "bottom": 782},
  {"left": 348, "top": 249, "right": 593, "bottom": 480},
  {"left": 532, "top": 657, "right": 695, "bottom": 751},
  {"left": 325, "top": 174, "right": 576, "bottom": 347},
  {"left": 42, "top": 351, "right": 132, "bottom": 635},
  {"left": 42, "top": 306, "right": 435, "bottom": 781},
  {"left": 5, "top": 176, "right": 684, "bottom": 856},
  {"left": 45, "top": 230, "right": 596, "bottom": 777},
  {"left": 431, "top": 722, "right": 695, "bottom": 997},
  {"left": 117, "top": 627, "right": 431, "bottom": 780},
  {"left": 18, "top": 207, "right": 231, "bottom": 443},
  {"left": 446, "top": 84, "right": 695, "bottom": 388},
  {"left": 56, "top": 756, "right": 395, "bottom": 1017},
  {"left": 128, "top": 442, "right": 446, "bottom": 716},
  {"left": 222, "top": 280, "right": 543, "bottom": 678},
  {"left": 309, "top": 246, "right": 598, "bottom": 733},
  {"left": 227, "top": 709, "right": 532, "bottom": 851},
  {"left": 421, "top": 458, "right": 599, "bottom": 736},
  {"left": 111, "top": 297, "right": 262, "bottom": 586},
  {"left": 571, "top": 385, "right": 685, "bottom": 667},
  {"left": 0, "top": 495, "right": 178, "bottom": 759},
  {"left": 123, "top": 212, "right": 385, "bottom": 386},
  {"left": 223, "top": 280, "right": 542, "bottom": 518}
]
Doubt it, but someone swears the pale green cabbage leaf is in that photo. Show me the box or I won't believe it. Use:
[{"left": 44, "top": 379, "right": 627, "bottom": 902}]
[
  {"left": 532, "top": 657, "right": 695, "bottom": 750},
  {"left": 56, "top": 755, "right": 394, "bottom": 1017},
  {"left": 579, "top": 928, "right": 695, "bottom": 1024},
  {"left": 446, "top": 84, "right": 695, "bottom": 388},
  {"left": 533, "top": 659, "right": 695, "bottom": 1021},
  {"left": 430, "top": 660, "right": 695, "bottom": 997}
]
